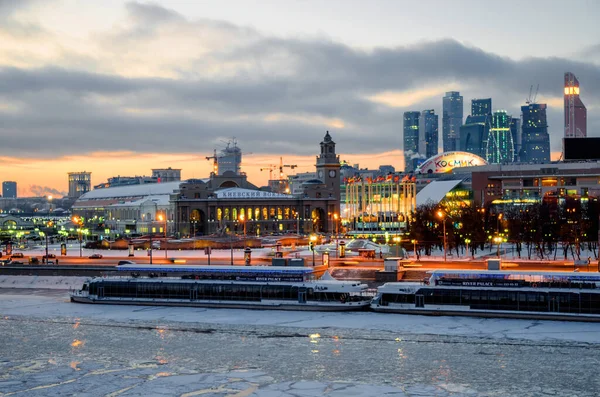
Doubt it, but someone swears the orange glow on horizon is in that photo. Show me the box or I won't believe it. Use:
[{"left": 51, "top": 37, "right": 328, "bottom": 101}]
[{"left": 2, "top": 150, "right": 404, "bottom": 197}]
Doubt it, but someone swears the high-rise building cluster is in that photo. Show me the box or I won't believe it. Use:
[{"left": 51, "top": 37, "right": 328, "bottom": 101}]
[{"left": 402, "top": 72, "right": 588, "bottom": 172}]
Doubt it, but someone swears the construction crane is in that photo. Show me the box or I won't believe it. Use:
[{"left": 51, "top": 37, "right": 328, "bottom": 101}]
[
  {"left": 205, "top": 149, "right": 219, "bottom": 175},
  {"left": 278, "top": 157, "right": 297, "bottom": 179},
  {"left": 525, "top": 84, "right": 539, "bottom": 104},
  {"left": 260, "top": 157, "right": 298, "bottom": 180},
  {"left": 260, "top": 164, "right": 277, "bottom": 180}
]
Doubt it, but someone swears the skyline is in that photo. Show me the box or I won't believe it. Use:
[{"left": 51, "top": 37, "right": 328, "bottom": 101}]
[{"left": 1, "top": 0, "right": 599, "bottom": 196}]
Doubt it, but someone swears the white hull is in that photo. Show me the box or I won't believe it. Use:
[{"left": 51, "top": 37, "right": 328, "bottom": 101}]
[{"left": 71, "top": 295, "right": 369, "bottom": 311}]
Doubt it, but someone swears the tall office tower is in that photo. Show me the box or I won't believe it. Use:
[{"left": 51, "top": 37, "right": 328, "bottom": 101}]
[
  {"left": 459, "top": 98, "right": 492, "bottom": 158},
  {"left": 471, "top": 98, "right": 492, "bottom": 117},
  {"left": 521, "top": 103, "right": 550, "bottom": 163},
  {"left": 403, "top": 111, "right": 420, "bottom": 172},
  {"left": 442, "top": 91, "right": 463, "bottom": 152},
  {"left": 2, "top": 181, "right": 17, "bottom": 198},
  {"left": 510, "top": 117, "right": 521, "bottom": 162},
  {"left": 68, "top": 171, "right": 91, "bottom": 198},
  {"left": 564, "top": 72, "right": 587, "bottom": 138},
  {"left": 486, "top": 111, "right": 515, "bottom": 164},
  {"left": 418, "top": 109, "right": 439, "bottom": 159}
]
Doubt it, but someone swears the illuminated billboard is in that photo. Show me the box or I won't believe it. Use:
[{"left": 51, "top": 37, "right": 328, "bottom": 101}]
[{"left": 415, "top": 151, "right": 487, "bottom": 174}]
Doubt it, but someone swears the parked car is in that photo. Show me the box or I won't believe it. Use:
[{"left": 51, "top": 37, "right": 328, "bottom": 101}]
[
  {"left": 89, "top": 253, "right": 103, "bottom": 259},
  {"left": 29, "top": 257, "right": 39, "bottom": 264},
  {"left": 11, "top": 252, "right": 24, "bottom": 258},
  {"left": 118, "top": 260, "right": 136, "bottom": 266},
  {"left": 42, "top": 253, "right": 56, "bottom": 259}
]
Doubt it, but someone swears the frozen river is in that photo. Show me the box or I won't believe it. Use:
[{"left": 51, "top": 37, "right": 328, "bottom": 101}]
[{"left": 1, "top": 287, "right": 600, "bottom": 396}]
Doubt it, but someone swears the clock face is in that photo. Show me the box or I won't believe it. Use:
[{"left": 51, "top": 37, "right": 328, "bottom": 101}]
[
  {"left": 329, "top": 170, "right": 336, "bottom": 178},
  {"left": 318, "top": 170, "right": 323, "bottom": 178}
]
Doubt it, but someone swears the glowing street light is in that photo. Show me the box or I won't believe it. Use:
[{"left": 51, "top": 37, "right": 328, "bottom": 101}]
[
  {"left": 310, "top": 234, "right": 317, "bottom": 266},
  {"left": 437, "top": 210, "right": 447, "bottom": 262},
  {"left": 71, "top": 216, "right": 83, "bottom": 257},
  {"left": 157, "top": 213, "right": 167, "bottom": 259}
]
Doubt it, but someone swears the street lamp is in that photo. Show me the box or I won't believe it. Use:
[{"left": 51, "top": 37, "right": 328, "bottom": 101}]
[
  {"left": 465, "top": 238, "right": 471, "bottom": 259},
  {"left": 157, "top": 213, "right": 167, "bottom": 259},
  {"left": 310, "top": 234, "right": 317, "bottom": 266},
  {"left": 493, "top": 236, "right": 502, "bottom": 258},
  {"left": 72, "top": 216, "right": 83, "bottom": 257},
  {"left": 333, "top": 213, "right": 339, "bottom": 258},
  {"left": 239, "top": 214, "right": 246, "bottom": 237},
  {"left": 393, "top": 236, "right": 401, "bottom": 257},
  {"left": 437, "top": 210, "right": 447, "bottom": 262}
]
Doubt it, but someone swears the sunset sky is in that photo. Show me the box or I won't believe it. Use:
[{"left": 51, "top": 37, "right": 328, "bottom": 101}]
[{"left": 1, "top": 0, "right": 598, "bottom": 197}]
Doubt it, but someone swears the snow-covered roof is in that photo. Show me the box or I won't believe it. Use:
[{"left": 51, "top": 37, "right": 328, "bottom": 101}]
[
  {"left": 77, "top": 181, "right": 182, "bottom": 201},
  {"left": 214, "top": 187, "right": 294, "bottom": 199},
  {"left": 108, "top": 196, "right": 170, "bottom": 208},
  {"left": 416, "top": 180, "right": 463, "bottom": 206}
]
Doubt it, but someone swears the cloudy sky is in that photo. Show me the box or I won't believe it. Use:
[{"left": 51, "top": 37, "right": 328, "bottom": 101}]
[{"left": 1, "top": 0, "right": 599, "bottom": 197}]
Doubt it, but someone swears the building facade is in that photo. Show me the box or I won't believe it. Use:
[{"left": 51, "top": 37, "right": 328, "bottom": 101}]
[
  {"left": 152, "top": 168, "right": 181, "bottom": 182},
  {"left": 564, "top": 72, "right": 587, "bottom": 138},
  {"left": 175, "top": 132, "right": 341, "bottom": 236},
  {"left": 510, "top": 117, "right": 521, "bottom": 162},
  {"left": 403, "top": 111, "right": 420, "bottom": 172},
  {"left": 442, "top": 91, "right": 463, "bottom": 152},
  {"left": 418, "top": 109, "right": 439, "bottom": 159},
  {"left": 68, "top": 172, "right": 91, "bottom": 198},
  {"left": 521, "top": 103, "right": 550, "bottom": 163},
  {"left": 460, "top": 115, "right": 490, "bottom": 159},
  {"left": 2, "top": 181, "right": 17, "bottom": 198},
  {"left": 471, "top": 98, "right": 492, "bottom": 117},
  {"left": 486, "top": 111, "right": 514, "bottom": 164},
  {"left": 467, "top": 162, "right": 600, "bottom": 208}
]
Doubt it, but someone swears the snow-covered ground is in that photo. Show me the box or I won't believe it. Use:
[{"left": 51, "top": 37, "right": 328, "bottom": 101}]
[{"left": 15, "top": 241, "right": 599, "bottom": 263}]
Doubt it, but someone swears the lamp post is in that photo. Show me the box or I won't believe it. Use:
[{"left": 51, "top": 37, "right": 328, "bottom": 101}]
[
  {"left": 437, "top": 210, "right": 447, "bottom": 262},
  {"left": 239, "top": 214, "right": 246, "bottom": 237},
  {"left": 158, "top": 213, "right": 167, "bottom": 259},
  {"left": 465, "top": 238, "right": 471, "bottom": 259},
  {"left": 72, "top": 216, "right": 83, "bottom": 257},
  {"left": 333, "top": 213, "right": 339, "bottom": 258},
  {"left": 393, "top": 236, "right": 401, "bottom": 257},
  {"left": 494, "top": 236, "right": 502, "bottom": 258},
  {"left": 310, "top": 234, "right": 317, "bottom": 266},
  {"left": 411, "top": 239, "right": 418, "bottom": 260}
]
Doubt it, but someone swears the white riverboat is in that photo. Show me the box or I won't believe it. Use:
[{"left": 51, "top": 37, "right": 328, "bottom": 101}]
[
  {"left": 70, "top": 265, "right": 371, "bottom": 311},
  {"left": 371, "top": 270, "right": 600, "bottom": 322}
]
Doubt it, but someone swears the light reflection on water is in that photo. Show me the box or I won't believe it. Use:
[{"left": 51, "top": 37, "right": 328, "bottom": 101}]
[{"left": 0, "top": 317, "right": 599, "bottom": 396}]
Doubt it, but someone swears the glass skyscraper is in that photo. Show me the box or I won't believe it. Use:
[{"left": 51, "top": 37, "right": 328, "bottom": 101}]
[
  {"left": 419, "top": 109, "right": 439, "bottom": 159},
  {"left": 510, "top": 117, "right": 521, "bottom": 162},
  {"left": 471, "top": 98, "right": 492, "bottom": 117},
  {"left": 486, "top": 111, "right": 514, "bottom": 164},
  {"left": 442, "top": 91, "right": 463, "bottom": 152},
  {"left": 564, "top": 72, "right": 587, "bottom": 138},
  {"left": 521, "top": 103, "right": 550, "bottom": 163},
  {"left": 459, "top": 98, "right": 492, "bottom": 159},
  {"left": 403, "top": 111, "right": 420, "bottom": 172}
]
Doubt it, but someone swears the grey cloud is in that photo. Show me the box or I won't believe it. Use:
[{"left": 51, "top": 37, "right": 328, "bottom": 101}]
[{"left": 0, "top": 2, "right": 598, "bottom": 160}]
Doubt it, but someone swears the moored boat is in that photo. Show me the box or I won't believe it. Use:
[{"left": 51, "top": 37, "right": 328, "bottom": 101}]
[
  {"left": 371, "top": 270, "right": 600, "bottom": 322},
  {"left": 70, "top": 265, "right": 371, "bottom": 311}
]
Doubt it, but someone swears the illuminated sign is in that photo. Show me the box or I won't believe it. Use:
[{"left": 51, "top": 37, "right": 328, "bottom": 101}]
[{"left": 416, "top": 151, "right": 487, "bottom": 174}]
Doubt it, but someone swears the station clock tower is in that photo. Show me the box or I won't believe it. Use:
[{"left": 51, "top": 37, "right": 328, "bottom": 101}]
[{"left": 316, "top": 131, "right": 341, "bottom": 201}]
